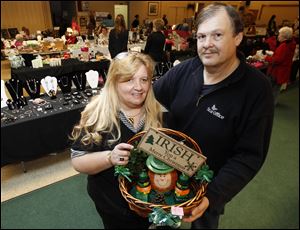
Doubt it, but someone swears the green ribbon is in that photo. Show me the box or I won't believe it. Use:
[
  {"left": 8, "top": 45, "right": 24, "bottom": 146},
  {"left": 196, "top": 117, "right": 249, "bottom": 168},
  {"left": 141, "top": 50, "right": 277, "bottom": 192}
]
[
  {"left": 114, "top": 166, "right": 132, "bottom": 182},
  {"left": 148, "top": 207, "right": 181, "bottom": 229},
  {"left": 194, "top": 164, "right": 214, "bottom": 183}
]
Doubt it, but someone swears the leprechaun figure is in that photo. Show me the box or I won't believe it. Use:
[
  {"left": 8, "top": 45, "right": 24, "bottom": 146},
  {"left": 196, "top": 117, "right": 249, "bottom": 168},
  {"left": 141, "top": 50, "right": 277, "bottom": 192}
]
[{"left": 146, "top": 155, "right": 178, "bottom": 205}]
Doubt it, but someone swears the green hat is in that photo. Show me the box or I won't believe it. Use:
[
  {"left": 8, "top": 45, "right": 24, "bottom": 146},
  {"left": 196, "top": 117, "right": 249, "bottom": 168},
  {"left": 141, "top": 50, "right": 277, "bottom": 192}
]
[{"left": 146, "top": 155, "right": 174, "bottom": 174}]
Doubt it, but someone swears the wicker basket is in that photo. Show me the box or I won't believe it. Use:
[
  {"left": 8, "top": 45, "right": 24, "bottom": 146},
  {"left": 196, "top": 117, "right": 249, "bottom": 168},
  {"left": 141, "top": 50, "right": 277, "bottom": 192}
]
[{"left": 119, "top": 128, "right": 208, "bottom": 218}]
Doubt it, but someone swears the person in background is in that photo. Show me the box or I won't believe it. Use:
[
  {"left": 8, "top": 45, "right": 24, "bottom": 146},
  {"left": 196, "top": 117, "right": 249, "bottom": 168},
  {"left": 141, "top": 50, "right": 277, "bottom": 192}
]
[
  {"left": 131, "top": 14, "right": 140, "bottom": 29},
  {"left": 264, "top": 30, "right": 277, "bottom": 52},
  {"left": 109, "top": 14, "right": 129, "bottom": 59},
  {"left": 162, "top": 14, "right": 168, "bottom": 29},
  {"left": 70, "top": 52, "right": 163, "bottom": 229},
  {"left": 267, "top": 14, "right": 277, "bottom": 37},
  {"left": 102, "top": 14, "right": 114, "bottom": 27},
  {"left": 144, "top": 18, "right": 166, "bottom": 63},
  {"left": 98, "top": 26, "right": 109, "bottom": 45},
  {"left": 153, "top": 3, "right": 274, "bottom": 228},
  {"left": 238, "top": 5, "right": 255, "bottom": 28},
  {"left": 71, "top": 16, "right": 80, "bottom": 34},
  {"left": 87, "top": 11, "right": 96, "bottom": 36},
  {"left": 265, "top": 26, "right": 296, "bottom": 104}
]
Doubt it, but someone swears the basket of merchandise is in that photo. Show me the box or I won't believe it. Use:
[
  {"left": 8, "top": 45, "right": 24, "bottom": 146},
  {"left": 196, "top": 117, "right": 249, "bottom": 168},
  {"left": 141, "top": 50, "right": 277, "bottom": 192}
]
[{"left": 115, "top": 128, "right": 214, "bottom": 225}]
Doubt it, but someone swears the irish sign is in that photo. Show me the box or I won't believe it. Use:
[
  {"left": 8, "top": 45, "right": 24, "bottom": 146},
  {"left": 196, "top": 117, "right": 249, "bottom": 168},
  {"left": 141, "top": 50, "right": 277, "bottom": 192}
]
[{"left": 138, "top": 128, "right": 207, "bottom": 177}]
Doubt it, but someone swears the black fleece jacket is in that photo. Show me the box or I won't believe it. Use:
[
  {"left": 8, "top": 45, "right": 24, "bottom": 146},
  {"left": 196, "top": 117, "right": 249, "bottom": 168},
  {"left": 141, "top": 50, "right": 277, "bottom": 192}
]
[{"left": 153, "top": 54, "right": 274, "bottom": 214}]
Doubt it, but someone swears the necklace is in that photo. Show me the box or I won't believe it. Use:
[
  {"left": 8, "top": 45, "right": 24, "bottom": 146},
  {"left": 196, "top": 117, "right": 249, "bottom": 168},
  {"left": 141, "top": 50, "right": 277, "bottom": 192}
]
[
  {"left": 122, "top": 108, "right": 144, "bottom": 125},
  {"left": 7, "top": 79, "right": 20, "bottom": 99},
  {"left": 156, "top": 63, "right": 164, "bottom": 76},
  {"left": 73, "top": 74, "right": 84, "bottom": 90},
  {"left": 60, "top": 76, "right": 70, "bottom": 88},
  {"left": 165, "top": 61, "right": 172, "bottom": 70},
  {"left": 25, "top": 79, "right": 38, "bottom": 94}
]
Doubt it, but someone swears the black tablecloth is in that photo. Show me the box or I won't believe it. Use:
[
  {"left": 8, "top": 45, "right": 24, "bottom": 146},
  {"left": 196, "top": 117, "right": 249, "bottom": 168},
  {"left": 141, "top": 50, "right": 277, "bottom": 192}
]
[
  {"left": 1, "top": 90, "right": 97, "bottom": 167},
  {"left": 11, "top": 58, "right": 110, "bottom": 81}
]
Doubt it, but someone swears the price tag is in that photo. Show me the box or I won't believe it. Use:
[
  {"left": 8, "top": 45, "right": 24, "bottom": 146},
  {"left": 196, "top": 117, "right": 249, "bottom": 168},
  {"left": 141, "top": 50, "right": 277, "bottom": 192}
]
[{"left": 171, "top": 206, "right": 184, "bottom": 218}]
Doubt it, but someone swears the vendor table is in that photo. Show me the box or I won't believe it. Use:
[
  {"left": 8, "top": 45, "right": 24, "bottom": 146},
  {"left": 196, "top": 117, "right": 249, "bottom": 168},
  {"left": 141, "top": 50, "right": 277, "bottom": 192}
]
[
  {"left": 11, "top": 58, "right": 110, "bottom": 81},
  {"left": 1, "top": 90, "right": 97, "bottom": 167}
]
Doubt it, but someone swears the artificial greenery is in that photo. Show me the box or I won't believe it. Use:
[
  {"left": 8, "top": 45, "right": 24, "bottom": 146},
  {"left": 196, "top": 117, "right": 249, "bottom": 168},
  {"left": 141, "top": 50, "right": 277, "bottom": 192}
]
[{"left": 114, "top": 140, "right": 148, "bottom": 181}]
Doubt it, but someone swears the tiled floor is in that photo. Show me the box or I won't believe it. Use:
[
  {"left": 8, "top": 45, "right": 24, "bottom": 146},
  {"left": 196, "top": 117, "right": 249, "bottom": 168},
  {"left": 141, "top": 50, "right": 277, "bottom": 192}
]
[{"left": 1, "top": 150, "right": 79, "bottom": 202}]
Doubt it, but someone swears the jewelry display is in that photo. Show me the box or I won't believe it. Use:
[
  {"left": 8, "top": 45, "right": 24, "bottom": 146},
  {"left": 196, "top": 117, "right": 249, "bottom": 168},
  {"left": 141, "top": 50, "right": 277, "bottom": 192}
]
[
  {"left": 24, "top": 79, "right": 41, "bottom": 99},
  {"left": 156, "top": 63, "right": 166, "bottom": 77},
  {"left": 5, "top": 79, "right": 23, "bottom": 101},
  {"left": 44, "top": 103, "right": 53, "bottom": 110},
  {"left": 1, "top": 110, "right": 17, "bottom": 124},
  {"left": 83, "top": 89, "right": 93, "bottom": 97},
  {"left": 165, "top": 62, "right": 173, "bottom": 70},
  {"left": 57, "top": 76, "right": 72, "bottom": 94},
  {"left": 85, "top": 70, "right": 99, "bottom": 89},
  {"left": 41, "top": 76, "right": 58, "bottom": 99},
  {"left": 72, "top": 73, "right": 86, "bottom": 91},
  {"left": 73, "top": 99, "right": 80, "bottom": 104},
  {"left": 6, "top": 99, "right": 16, "bottom": 110},
  {"left": 1, "top": 80, "right": 9, "bottom": 108}
]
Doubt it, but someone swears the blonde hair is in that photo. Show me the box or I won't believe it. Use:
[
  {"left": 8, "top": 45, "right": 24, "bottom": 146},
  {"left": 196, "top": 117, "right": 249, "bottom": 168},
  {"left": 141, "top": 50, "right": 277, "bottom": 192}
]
[
  {"left": 153, "top": 18, "right": 165, "bottom": 32},
  {"left": 70, "top": 52, "right": 163, "bottom": 146}
]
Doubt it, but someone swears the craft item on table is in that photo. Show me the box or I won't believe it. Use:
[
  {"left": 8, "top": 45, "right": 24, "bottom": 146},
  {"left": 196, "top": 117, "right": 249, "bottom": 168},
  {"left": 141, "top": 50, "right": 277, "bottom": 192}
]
[
  {"left": 32, "top": 58, "right": 43, "bottom": 68},
  {"left": 146, "top": 155, "right": 178, "bottom": 205},
  {"left": 49, "top": 58, "right": 61, "bottom": 67},
  {"left": 174, "top": 173, "right": 193, "bottom": 203},
  {"left": 85, "top": 70, "right": 99, "bottom": 90},
  {"left": 8, "top": 55, "right": 25, "bottom": 69},
  {"left": 24, "top": 79, "right": 41, "bottom": 99},
  {"left": 1, "top": 80, "right": 9, "bottom": 108},
  {"left": 41, "top": 76, "right": 58, "bottom": 99},
  {"left": 5, "top": 79, "right": 23, "bottom": 101},
  {"left": 130, "top": 170, "right": 152, "bottom": 202}
]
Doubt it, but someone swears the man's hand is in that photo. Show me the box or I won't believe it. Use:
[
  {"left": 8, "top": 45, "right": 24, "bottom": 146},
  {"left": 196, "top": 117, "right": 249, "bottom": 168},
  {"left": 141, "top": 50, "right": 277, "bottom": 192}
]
[{"left": 182, "top": 196, "right": 209, "bottom": 222}]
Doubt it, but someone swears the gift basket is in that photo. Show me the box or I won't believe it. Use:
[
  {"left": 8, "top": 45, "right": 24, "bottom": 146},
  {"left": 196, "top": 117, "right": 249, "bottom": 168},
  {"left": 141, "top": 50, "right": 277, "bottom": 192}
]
[{"left": 115, "top": 128, "right": 214, "bottom": 228}]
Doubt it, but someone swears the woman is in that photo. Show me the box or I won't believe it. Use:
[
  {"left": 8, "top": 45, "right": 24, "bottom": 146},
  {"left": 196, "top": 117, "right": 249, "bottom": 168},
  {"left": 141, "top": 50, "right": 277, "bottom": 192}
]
[
  {"left": 265, "top": 26, "right": 296, "bottom": 105},
  {"left": 70, "top": 52, "right": 163, "bottom": 229},
  {"left": 144, "top": 18, "right": 166, "bottom": 63},
  {"left": 109, "top": 14, "right": 129, "bottom": 59},
  {"left": 267, "top": 14, "right": 277, "bottom": 36}
]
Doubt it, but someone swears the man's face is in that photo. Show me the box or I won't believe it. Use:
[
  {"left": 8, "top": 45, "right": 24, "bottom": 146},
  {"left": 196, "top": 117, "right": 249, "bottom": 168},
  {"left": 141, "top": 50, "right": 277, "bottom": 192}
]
[{"left": 196, "top": 9, "right": 243, "bottom": 68}]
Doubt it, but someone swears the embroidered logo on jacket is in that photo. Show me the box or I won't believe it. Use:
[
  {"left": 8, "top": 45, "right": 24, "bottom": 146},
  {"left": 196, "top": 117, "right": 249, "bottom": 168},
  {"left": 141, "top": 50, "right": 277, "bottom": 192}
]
[{"left": 207, "top": 104, "right": 224, "bottom": 119}]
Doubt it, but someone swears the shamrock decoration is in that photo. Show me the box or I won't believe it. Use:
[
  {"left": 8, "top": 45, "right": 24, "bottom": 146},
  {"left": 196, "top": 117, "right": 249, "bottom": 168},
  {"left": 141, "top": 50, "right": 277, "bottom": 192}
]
[
  {"left": 194, "top": 164, "right": 214, "bottom": 183},
  {"left": 148, "top": 207, "right": 181, "bottom": 229},
  {"left": 114, "top": 166, "right": 132, "bottom": 182}
]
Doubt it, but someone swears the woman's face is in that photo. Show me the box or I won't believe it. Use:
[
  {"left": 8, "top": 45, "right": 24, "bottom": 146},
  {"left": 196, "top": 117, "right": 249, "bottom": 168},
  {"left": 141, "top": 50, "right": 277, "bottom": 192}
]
[{"left": 117, "top": 65, "right": 150, "bottom": 109}]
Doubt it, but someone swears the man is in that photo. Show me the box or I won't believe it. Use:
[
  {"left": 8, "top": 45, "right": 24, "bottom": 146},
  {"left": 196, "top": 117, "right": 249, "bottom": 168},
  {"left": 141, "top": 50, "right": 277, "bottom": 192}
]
[{"left": 153, "top": 3, "right": 274, "bottom": 228}]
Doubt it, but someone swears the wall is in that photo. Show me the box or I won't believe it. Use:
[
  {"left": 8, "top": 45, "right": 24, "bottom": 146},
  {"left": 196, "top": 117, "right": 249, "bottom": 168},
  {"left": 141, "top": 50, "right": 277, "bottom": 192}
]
[
  {"left": 1, "top": 1, "right": 52, "bottom": 35},
  {"left": 1, "top": 1, "right": 299, "bottom": 37}
]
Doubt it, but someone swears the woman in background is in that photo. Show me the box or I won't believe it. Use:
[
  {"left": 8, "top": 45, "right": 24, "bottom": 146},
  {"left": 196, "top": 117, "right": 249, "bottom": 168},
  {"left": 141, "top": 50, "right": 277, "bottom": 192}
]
[
  {"left": 144, "top": 18, "right": 166, "bottom": 63},
  {"left": 265, "top": 26, "right": 296, "bottom": 105},
  {"left": 109, "top": 14, "right": 129, "bottom": 59}
]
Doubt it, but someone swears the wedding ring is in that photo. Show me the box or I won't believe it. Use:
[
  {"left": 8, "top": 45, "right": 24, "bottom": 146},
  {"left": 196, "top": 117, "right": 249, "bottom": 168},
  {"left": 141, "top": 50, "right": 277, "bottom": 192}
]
[{"left": 119, "top": 157, "right": 124, "bottom": 161}]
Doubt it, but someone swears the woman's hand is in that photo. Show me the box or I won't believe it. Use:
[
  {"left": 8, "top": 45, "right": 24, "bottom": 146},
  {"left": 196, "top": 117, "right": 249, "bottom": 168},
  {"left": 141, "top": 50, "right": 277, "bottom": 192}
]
[
  {"left": 109, "top": 143, "right": 133, "bottom": 166},
  {"left": 182, "top": 196, "right": 209, "bottom": 223}
]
